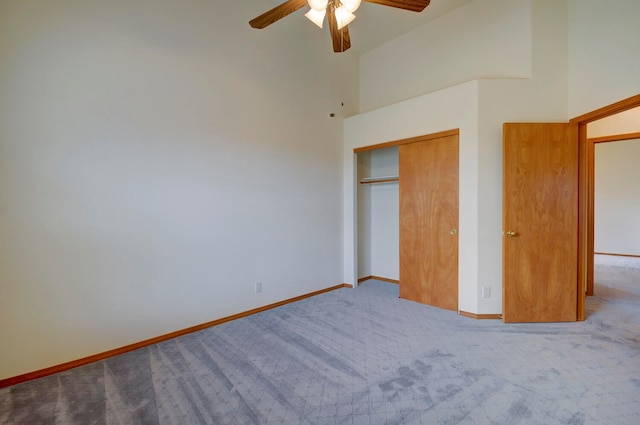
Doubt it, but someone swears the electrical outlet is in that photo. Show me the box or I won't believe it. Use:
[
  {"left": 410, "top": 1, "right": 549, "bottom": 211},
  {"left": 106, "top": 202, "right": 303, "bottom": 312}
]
[
  {"left": 255, "top": 282, "right": 262, "bottom": 293},
  {"left": 483, "top": 286, "right": 491, "bottom": 298}
]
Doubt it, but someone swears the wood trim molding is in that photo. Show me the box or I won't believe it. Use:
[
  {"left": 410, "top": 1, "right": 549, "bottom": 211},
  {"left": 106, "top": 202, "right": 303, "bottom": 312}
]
[
  {"left": 586, "top": 135, "right": 595, "bottom": 296},
  {"left": 357, "top": 276, "right": 400, "bottom": 284},
  {"left": 582, "top": 131, "right": 639, "bottom": 296},
  {"left": 353, "top": 129, "right": 459, "bottom": 153},
  {"left": 0, "top": 283, "right": 352, "bottom": 389},
  {"left": 573, "top": 93, "right": 640, "bottom": 321},
  {"left": 588, "top": 132, "right": 640, "bottom": 144},
  {"left": 570, "top": 94, "right": 640, "bottom": 124},
  {"left": 459, "top": 311, "right": 501, "bottom": 320},
  {"left": 595, "top": 252, "right": 640, "bottom": 259},
  {"left": 576, "top": 120, "right": 588, "bottom": 319}
]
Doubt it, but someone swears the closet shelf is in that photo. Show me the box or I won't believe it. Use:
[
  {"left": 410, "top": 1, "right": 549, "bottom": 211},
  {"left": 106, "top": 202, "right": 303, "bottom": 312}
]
[{"left": 359, "top": 176, "right": 399, "bottom": 185}]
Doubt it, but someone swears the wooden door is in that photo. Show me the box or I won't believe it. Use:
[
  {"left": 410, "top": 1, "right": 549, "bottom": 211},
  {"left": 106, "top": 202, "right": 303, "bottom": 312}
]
[
  {"left": 503, "top": 123, "right": 578, "bottom": 322},
  {"left": 399, "top": 134, "right": 459, "bottom": 311}
]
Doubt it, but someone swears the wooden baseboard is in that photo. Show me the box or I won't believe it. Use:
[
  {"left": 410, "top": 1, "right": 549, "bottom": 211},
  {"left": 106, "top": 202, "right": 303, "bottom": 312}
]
[
  {"left": 357, "top": 276, "right": 399, "bottom": 285},
  {"left": 0, "top": 283, "right": 352, "bottom": 389},
  {"left": 459, "top": 310, "right": 502, "bottom": 320},
  {"left": 594, "top": 252, "right": 640, "bottom": 259}
]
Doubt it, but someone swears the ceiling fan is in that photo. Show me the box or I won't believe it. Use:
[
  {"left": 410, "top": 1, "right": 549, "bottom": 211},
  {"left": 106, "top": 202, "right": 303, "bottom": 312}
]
[{"left": 249, "top": 0, "right": 431, "bottom": 53}]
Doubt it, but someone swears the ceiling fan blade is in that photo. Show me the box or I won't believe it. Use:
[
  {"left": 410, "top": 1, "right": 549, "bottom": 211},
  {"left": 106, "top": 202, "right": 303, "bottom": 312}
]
[
  {"left": 249, "top": 0, "right": 308, "bottom": 29},
  {"left": 328, "top": 9, "right": 351, "bottom": 53},
  {"left": 363, "top": 0, "right": 431, "bottom": 12}
]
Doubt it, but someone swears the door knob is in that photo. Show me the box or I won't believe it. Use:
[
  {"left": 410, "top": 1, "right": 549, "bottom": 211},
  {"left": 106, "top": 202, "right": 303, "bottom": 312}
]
[
  {"left": 450, "top": 229, "right": 457, "bottom": 235},
  {"left": 506, "top": 231, "right": 517, "bottom": 237}
]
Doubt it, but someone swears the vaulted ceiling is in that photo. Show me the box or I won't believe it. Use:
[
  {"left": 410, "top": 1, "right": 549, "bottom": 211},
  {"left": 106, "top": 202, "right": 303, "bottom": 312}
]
[{"left": 257, "top": 0, "right": 475, "bottom": 55}]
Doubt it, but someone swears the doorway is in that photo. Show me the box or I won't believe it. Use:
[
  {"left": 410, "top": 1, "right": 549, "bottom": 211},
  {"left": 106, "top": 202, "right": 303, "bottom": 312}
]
[
  {"left": 356, "top": 146, "right": 399, "bottom": 284},
  {"left": 588, "top": 117, "right": 640, "bottom": 296},
  {"left": 573, "top": 94, "right": 640, "bottom": 319}
]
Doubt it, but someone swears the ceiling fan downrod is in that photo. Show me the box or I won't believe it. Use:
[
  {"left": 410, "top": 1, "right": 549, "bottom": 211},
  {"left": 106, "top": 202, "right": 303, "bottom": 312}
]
[{"left": 248, "top": 0, "right": 431, "bottom": 53}]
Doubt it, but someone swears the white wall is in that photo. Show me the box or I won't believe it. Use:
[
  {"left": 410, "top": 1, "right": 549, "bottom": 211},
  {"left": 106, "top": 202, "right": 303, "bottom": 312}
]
[
  {"left": 475, "top": 0, "right": 569, "bottom": 313},
  {"left": 344, "top": 81, "right": 481, "bottom": 313},
  {"left": 594, "top": 140, "right": 640, "bottom": 255},
  {"left": 568, "top": 0, "right": 640, "bottom": 117},
  {"left": 359, "top": 0, "right": 531, "bottom": 113},
  {"left": 0, "top": 0, "right": 354, "bottom": 380}
]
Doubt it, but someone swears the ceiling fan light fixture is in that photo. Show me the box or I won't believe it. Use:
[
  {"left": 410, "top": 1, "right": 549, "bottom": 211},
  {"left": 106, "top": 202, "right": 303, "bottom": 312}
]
[
  {"left": 305, "top": 7, "right": 326, "bottom": 28},
  {"left": 341, "top": 0, "right": 361, "bottom": 13},
  {"left": 307, "top": 0, "right": 328, "bottom": 11},
  {"left": 249, "top": 0, "right": 433, "bottom": 52},
  {"left": 334, "top": 6, "right": 355, "bottom": 30}
]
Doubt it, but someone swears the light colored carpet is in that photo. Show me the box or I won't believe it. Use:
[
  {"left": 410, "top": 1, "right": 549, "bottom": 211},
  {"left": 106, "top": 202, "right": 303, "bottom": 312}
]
[{"left": 2, "top": 256, "right": 639, "bottom": 424}]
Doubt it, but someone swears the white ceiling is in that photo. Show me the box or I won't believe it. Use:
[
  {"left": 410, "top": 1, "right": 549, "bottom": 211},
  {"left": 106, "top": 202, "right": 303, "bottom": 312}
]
[{"left": 257, "top": 0, "right": 475, "bottom": 55}]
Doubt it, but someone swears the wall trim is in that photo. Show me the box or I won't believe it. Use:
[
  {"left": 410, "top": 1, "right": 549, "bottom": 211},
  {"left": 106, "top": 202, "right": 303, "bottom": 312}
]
[
  {"left": 595, "top": 252, "right": 640, "bottom": 259},
  {"left": 571, "top": 95, "right": 640, "bottom": 125},
  {"left": 0, "top": 283, "right": 352, "bottom": 389},
  {"left": 588, "top": 132, "right": 640, "bottom": 144},
  {"left": 459, "top": 310, "right": 502, "bottom": 320},
  {"left": 353, "top": 128, "right": 459, "bottom": 153},
  {"left": 358, "top": 276, "right": 400, "bottom": 284}
]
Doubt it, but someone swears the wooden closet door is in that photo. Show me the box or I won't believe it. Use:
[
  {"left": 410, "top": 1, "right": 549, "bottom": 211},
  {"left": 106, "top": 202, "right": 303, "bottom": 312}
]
[{"left": 399, "top": 134, "right": 459, "bottom": 311}]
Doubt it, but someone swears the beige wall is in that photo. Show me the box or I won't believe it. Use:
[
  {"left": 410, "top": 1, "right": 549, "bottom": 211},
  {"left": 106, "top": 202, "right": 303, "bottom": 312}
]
[
  {"left": 568, "top": 0, "right": 640, "bottom": 117},
  {"left": 594, "top": 139, "right": 640, "bottom": 255},
  {"left": 0, "top": 0, "right": 357, "bottom": 380},
  {"left": 359, "top": 0, "right": 532, "bottom": 113}
]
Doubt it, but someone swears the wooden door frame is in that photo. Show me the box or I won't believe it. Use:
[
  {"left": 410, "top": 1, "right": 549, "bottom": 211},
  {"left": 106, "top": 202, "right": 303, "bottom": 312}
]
[
  {"left": 353, "top": 128, "right": 459, "bottom": 153},
  {"left": 587, "top": 131, "right": 640, "bottom": 296},
  {"left": 571, "top": 93, "right": 640, "bottom": 321}
]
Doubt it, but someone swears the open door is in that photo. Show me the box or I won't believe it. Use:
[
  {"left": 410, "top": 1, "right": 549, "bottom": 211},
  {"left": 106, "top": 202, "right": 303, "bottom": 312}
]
[{"left": 502, "top": 123, "right": 578, "bottom": 322}]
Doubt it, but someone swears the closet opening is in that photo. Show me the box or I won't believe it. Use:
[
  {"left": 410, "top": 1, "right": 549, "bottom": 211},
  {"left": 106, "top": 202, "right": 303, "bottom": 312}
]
[{"left": 356, "top": 146, "right": 399, "bottom": 285}]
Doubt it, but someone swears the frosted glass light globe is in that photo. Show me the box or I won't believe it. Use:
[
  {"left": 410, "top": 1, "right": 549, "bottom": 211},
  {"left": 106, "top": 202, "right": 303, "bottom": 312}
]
[
  {"left": 334, "top": 6, "right": 355, "bottom": 30},
  {"left": 341, "top": 0, "right": 361, "bottom": 13},
  {"left": 308, "top": 0, "right": 328, "bottom": 10},
  {"left": 305, "top": 8, "right": 326, "bottom": 28}
]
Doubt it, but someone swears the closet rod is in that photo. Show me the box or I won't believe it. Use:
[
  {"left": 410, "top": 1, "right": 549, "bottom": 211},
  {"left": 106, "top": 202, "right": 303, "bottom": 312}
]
[{"left": 359, "top": 176, "right": 399, "bottom": 185}]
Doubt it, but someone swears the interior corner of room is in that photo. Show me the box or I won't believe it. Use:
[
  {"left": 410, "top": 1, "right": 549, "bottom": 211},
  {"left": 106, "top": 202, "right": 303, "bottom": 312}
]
[{"left": 1, "top": 0, "right": 640, "bottom": 387}]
